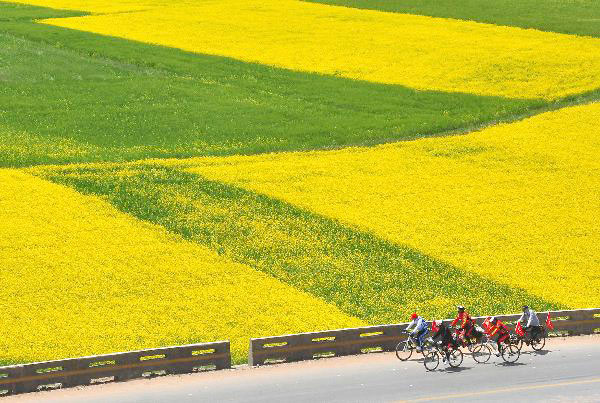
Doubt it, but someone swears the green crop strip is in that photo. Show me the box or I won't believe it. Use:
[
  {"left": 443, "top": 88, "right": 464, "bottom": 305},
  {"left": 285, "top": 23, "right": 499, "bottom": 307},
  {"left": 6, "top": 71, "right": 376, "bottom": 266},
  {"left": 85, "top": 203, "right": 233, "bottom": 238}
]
[
  {"left": 304, "top": 0, "right": 600, "bottom": 38},
  {"left": 0, "top": 2, "right": 552, "bottom": 167},
  {"left": 35, "top": 164, "right": 563, "bottom": 323},
  {"left": 0, "top": 2, "right": 85, "bottom": 20}
]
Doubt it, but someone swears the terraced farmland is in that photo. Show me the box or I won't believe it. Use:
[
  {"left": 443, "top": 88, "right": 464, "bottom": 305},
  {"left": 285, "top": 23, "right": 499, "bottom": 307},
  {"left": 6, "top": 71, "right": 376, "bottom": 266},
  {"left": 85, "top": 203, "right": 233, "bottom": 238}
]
[{"left": 1, "top": 0, "right": 598, "bottom": 365}]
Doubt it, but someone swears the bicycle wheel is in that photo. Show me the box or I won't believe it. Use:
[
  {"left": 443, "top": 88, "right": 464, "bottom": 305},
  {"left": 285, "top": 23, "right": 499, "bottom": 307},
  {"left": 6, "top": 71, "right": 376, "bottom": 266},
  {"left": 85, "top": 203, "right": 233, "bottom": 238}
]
[
  {"left": 395, "top": 340, "right": 413, "bottom": 361},
  {"left": 423, "top": 351, "right": 439, "bottom": 371},
  {"left": 448, "top": 348, "right": 463, "bottom": 367},
  {"left": 472, "top": 344, "right": 491, "bottom": 363},
  {"left": 501, "top": 344, "right": 520, "bottom": 363},
  {"left": 516, "top": 338, "right": 524, "bottom": 352},
  {"left": 531, "top": 334, "right": 546, "bottom": 351},
  {"left": 422, "top": 337, "right": 434, "bottom": 352}
]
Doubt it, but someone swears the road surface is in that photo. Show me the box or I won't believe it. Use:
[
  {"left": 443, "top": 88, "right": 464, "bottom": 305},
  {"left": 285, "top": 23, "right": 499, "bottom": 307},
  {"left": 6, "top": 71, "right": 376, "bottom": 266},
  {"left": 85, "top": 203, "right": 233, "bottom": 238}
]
[{"left": 6, "top": 335, "right": 600, "bottom": 402}]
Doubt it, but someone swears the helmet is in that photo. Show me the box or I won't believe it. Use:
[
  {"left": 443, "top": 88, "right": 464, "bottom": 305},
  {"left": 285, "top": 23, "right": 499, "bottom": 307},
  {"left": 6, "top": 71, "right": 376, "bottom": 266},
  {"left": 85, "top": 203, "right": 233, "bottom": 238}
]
[
  {"left": 457, "top": 305, "right": 465, "bottom": 312},
  {"left": 522, "top": 305, "right": 529, "bottom": 311},
  {"left": 410, "top": 313, "right": 418, "bottom": 320}
]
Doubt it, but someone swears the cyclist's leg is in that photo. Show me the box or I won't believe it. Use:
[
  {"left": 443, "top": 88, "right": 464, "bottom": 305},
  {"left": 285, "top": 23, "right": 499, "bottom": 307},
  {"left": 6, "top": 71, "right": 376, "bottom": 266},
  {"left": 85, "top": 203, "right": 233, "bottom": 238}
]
[
  {"left": 465, "top": 324, "right": 473, "bottom": 339},
  {"left": 419, "top": 329, "right": 428, "bottom": 348},
  {"left": 466, "top": 324, "right": 476, "bottom": 345},
  {"left": 495, "top": 336, "right": 503, "bottom": 355},
  {"left": 414, "top": 333, "right": 421, "bottom": 350},
  {"left": 410, "top": 331, "right": 418, "bottom": 348},
  {"left": 443, "top": 345, "right": 450, "bottom": 362},
  {"left": 472, "top": 327, "right": 481, "bottom": 342},
  {"left": 460, "top": 328, "right": 466, "bottom": 340},
  {"left": 500, "top": 333, "right": 510, "bottom": 349},
  {"left": 417, "top": 329, "right": 427, "bottom": 350}
]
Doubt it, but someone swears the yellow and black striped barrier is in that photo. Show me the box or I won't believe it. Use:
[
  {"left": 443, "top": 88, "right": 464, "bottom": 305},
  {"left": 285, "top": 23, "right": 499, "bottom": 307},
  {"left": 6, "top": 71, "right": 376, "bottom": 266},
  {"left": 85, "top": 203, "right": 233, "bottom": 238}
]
[{"left": 0, "top": 341, "right": 230, "bottom": 397}]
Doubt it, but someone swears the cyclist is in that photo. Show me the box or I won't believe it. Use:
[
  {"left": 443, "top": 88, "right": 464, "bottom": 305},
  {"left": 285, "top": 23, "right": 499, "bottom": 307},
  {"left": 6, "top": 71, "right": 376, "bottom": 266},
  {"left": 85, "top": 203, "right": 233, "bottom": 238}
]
[
  {"left": 406, "top": 313, "right": 428, "bottom": 352},
  {"left": 451, "top": 305, "right": 475, "bottom": 344},
  {"left": 518, "top": 305, "right": 541, "bottom": 341},
  {"left": 431, "top": 320, "right": 458, "bottom": 362},
  {"left": 487, "top": 316, "right": 510, "bottom": 356}
]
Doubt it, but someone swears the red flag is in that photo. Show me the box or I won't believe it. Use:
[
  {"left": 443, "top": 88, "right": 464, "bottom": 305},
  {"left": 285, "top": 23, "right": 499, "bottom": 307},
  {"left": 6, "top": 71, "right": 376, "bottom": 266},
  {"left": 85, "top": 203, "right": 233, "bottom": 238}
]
[
  {"left": 546, "top": 313, "right": 555, "bottom": 330},
  {"left": 515, "top": 321, "right": 525, "bottom": 337},
  {"left": 431, "top": 320, "right": 439, "bottom": 333},
  {"left": 482, "top": 317, "right": 491, "bottom": 332}
]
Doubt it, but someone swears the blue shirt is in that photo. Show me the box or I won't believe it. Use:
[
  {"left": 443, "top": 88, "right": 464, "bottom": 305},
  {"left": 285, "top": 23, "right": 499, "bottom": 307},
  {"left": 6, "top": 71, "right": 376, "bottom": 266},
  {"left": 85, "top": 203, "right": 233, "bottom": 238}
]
[{"left": 407, "top": 316, "right": 428, "bottom": 332}]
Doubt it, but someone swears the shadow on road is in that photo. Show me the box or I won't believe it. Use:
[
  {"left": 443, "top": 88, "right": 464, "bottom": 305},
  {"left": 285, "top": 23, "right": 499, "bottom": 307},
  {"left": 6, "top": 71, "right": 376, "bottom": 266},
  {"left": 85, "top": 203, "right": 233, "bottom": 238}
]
[
  {"left": 495, "top": 361, "right": 527, "bottom": 367},
  {"left": 442, "top": 366, "right": 473, "bottom": 373},
  {"left": 521, "top": 349, "right": 550, "bottom": 356}
]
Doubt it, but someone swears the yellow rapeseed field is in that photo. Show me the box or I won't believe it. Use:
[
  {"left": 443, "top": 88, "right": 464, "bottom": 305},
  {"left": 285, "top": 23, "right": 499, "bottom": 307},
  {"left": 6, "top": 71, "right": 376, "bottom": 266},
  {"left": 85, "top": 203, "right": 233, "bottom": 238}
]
[
  {"left": 10, "top": 0, "right": 151, "bottom": 13},
  {"left": 184, "top": 103, "right": 600, "bottom": 309},
  {"left": 17, "top": 0, "right": 600, "bottom": 100},
  {"left": 0, "top": 169, "right": 363, "bottom": 363}
]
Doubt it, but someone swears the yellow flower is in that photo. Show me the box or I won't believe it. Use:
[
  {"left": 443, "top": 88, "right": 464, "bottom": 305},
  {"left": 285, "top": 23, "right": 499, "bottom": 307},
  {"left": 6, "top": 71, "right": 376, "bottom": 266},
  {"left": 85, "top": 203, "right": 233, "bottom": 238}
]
[
  {"left": 24, "top": 0, "right": 600, "bottom": 100},
  {"left": 0, "top": 169, "right": 362, "bottom": 363},
  {"left": 184, "top": 102, "right": 600, "bottom": 309}
]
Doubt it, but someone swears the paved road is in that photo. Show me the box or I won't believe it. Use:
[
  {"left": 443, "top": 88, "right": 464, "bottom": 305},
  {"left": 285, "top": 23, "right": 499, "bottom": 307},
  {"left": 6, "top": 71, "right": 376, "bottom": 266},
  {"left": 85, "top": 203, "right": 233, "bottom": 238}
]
[{"left": 7, "top": 335, "right": 600, "bottom": 402}]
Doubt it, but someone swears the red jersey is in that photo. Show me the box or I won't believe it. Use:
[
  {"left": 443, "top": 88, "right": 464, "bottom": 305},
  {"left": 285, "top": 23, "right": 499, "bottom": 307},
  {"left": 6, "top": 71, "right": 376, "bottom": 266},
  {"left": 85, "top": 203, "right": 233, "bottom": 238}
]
[
  {"left": 451, "top": 311, "right": 473, "bottom": 329},
  {"left": 488, "top": 320, "right": 509, "bottom": 337}
]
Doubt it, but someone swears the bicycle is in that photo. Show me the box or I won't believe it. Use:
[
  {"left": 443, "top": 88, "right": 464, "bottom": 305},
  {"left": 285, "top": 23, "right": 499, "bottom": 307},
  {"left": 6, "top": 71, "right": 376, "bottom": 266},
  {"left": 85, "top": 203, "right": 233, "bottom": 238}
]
[
  {"left": 453, "top": 324, "right": 489, "bottom": 356},
  {"left": 515, "top": 325, "right": 546, "bottom": 351},
  {"left": 470, "top": 341, "right": 492, "bottom": 363},
  {"left": 423, "top": 340, "right": 463, "bottom": 371},
  {"left": 395, "top": 331, "right": 426, "bottom": 361},
  {"left": 465, "top": 325, "right": 493, "bottom": 363},
  {"left": 491, "top": 334, "right": 521, "bottom": 364}
]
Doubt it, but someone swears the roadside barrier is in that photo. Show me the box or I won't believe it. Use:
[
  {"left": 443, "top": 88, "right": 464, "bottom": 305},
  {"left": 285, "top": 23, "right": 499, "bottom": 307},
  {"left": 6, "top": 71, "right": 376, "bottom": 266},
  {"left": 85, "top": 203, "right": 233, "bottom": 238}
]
[
  {"left": 0, "top": 341, "right": 230, "bottom": 397},
  {"left": 2, "top": 308, "right": 598, "bottom": 396},
  {"left": 249, "top": 324, "right": 407, "bottom": 366},
  {"left": 249, "top": 308, "right": 600, "bottom": 366}
]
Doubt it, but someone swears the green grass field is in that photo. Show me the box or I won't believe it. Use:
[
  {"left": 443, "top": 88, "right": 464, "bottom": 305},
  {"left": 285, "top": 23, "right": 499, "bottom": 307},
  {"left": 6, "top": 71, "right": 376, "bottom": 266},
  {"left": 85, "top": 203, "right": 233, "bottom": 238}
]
[
  {"left": 306, "top": 0, "right": 600, "bottom": 38},
  {"left": 0, "top": 3, "right": 552, "bottom": 167}
]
